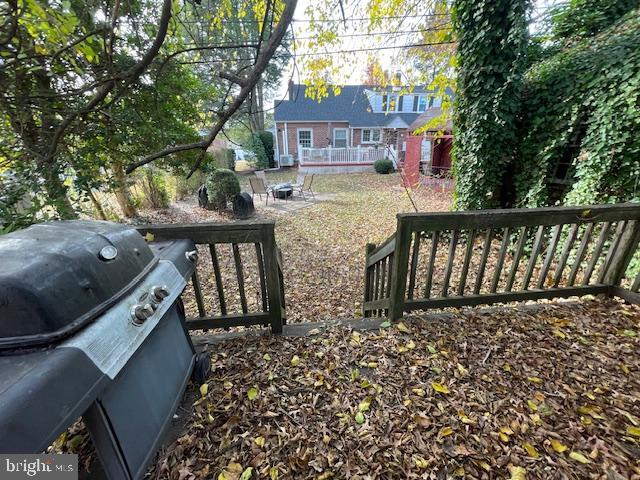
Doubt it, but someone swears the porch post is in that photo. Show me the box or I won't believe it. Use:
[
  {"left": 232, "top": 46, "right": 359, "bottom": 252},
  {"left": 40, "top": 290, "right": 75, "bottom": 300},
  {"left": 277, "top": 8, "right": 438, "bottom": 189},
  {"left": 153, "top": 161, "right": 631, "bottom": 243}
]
[
  {"left": 283, "top": 122, "right": 289, "bottom": 156},
  {"left": 274, "top": 124, "right": 280, "bottom": 167}
]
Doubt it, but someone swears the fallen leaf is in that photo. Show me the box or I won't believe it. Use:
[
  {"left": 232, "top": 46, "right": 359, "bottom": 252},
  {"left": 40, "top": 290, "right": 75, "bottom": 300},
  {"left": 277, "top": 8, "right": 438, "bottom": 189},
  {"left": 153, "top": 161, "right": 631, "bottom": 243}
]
[
  {"left": 291, "top": 355, "right": 301, "bottom": 366},
  {"left": 523, "top": 442, "right": 539, "bottom": 458},
  {"left": 396, "top": 322, "right": 410, "bottom": 333},
  {"left": 550, "top": 439, "right": 568, "bottom": 453},
  {"left": 509, "top": 466, "right": 527, "bottom": 480},
  {"left": 200, "top": 383, "right": 208, "bottom": 397},
  {"left": 439, "top": 426, "right": 453, "bottom": 437},
  {"left": 569, "top": 451, "right": 591, "bottom": 464},
  {"left": 254, "top": 436, "right": 265, "bottom": 447},
  {"left": 627, "top": 426, "right": 640, "bottom": 437},
  {"left": 247, "top": 387, "right": 259, "bottom": 401},
  {"left": 355, "top": 411, "right": 365, "bottom": 425},
  {"left": 431, "top": 382, "right": 450, "bottom": 394},
  {"left": 240, "top": 467, "right": 253, "bottom": 480}
]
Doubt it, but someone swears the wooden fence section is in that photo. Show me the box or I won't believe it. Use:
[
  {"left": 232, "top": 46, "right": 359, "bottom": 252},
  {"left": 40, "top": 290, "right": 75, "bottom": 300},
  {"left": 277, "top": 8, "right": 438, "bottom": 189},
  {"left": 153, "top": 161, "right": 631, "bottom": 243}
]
[
  {"left": 137, "top": 221, "right": 285, "bottom": 332},
  {"left": 363, "top": 204, "right": 640, "bottom": 319}
]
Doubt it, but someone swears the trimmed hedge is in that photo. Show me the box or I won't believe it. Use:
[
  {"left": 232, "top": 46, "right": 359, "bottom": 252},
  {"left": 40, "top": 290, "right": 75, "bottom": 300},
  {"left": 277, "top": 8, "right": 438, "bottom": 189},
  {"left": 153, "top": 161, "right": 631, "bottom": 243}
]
[
  {"left": 374, "top": 158, "right": 394, "bottom": 174},
  {"left": 206, "top": 169, "right": 240, "bottom": 210}
]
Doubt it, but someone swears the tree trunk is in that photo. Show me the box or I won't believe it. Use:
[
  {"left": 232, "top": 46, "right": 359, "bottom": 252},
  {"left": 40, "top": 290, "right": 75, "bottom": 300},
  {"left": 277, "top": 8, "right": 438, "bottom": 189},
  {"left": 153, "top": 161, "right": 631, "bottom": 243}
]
[
  {"left": 112, "top": 161, "right": 137, "bottom": 217},
  {"left": 87, "top": 188, "right": 108, "bottom": 220},
  {"left": 249, "top": 80, "right": 265, "bottom": 132}
]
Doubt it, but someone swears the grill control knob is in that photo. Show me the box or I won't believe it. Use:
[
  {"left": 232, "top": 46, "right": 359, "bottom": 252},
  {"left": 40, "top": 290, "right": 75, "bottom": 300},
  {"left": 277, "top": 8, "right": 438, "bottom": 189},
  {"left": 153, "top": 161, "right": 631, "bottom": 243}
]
[
  {"left": 150, "top": 285, "right": 170, "bottom": 303},
  {"left": 185, "top": 250, "right": 198, "bottom": 262},
  {"left": 131, "top": 303, "right": 154, "bottom": 325}
]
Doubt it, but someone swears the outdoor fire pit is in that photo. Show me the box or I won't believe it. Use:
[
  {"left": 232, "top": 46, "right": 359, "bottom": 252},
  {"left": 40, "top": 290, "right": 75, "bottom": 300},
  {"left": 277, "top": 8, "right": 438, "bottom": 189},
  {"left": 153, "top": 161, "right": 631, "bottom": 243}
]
[{"left": 271, "top": 182, "right": 293, "bottom": 199}]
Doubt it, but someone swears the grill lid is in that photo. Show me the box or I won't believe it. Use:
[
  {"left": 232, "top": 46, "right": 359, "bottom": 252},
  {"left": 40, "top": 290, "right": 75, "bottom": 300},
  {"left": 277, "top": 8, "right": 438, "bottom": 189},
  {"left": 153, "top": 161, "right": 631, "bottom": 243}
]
[{"left": 0, "top": 221, "right": 156, "bottom": 350}]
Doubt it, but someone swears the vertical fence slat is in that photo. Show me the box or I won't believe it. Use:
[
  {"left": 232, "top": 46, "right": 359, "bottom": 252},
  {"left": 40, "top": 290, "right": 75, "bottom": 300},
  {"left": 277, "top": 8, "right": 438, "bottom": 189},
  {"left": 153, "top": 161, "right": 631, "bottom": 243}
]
[
  {"left": 191, "top": 269, "right": 206, "bottom": 318},
  {"left": 567, "top": 223, "right": 594, "bottom": 286},
  {"left": 458, "top": 229, "right": 476, "bottom": 296},
  {"left": 506, "top": 226, "right": 528, "bottom": 292},
  {"left": 373, "top": 262, "right": 380, "bottom": 301},
  {"left": 603, "top": 220, "right": 640, "bottom": 286},
  {"left": 209, "top": 244, "right": 227, "bottom": 315},
  {"left": 582, "top": 222, "right": 611, "bottom": 285},
  {"left": 597, "top": 221, "right": 625, "bottom": 284},
  {"left": 363, "top": 244, "right": 376, "bottom": 316},
  {"left": 536, "top": 224, "right": 562, "bottom": 289},
  {"left": 474, "top": 229, "right": 494, "bottom": 295},
  {"left": 442, "top": 231, "right": 459, "bottom": 297},
  {"left": 552, "top": 224, "right": 578, "bottom": 287},
  {"left": 407, "top": 233, "right": 421, "bottom": 300},
  {"left": 522, "top": 225, "right": 545, "bottom": 290},
  {"left": 490, "top": 227, "right": 510, "bottom": 293},
  {"left": 255, "top": 243, "right": 268, "bottom": 312},
  {"left": 379, "top": 257, "right": 387, "bottom": 303},
  {"left": 423, "top": 231, "right": 440, "bottom": 298},
  {"left": 385, "top": 253, "right": 394, "bottom": 316},
  {"left": 232, "top": 243, "right": 248, "bottom": 314},
  {"left": 633, "top": 272, "right": 640, "bottom": 292}
]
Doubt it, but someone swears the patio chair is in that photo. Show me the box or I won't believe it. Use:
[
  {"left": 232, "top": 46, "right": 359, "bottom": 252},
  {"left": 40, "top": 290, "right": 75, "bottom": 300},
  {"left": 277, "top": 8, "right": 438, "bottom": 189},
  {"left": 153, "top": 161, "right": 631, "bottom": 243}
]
[
  {"left": 255, "top": 170, "right": 270, "bottom": 187},
  {"left": 293, "top": 174, "right": 315, "bottom": 200},
  {"left": 249, "top": 177, "right": 271, "bottom": 205}
]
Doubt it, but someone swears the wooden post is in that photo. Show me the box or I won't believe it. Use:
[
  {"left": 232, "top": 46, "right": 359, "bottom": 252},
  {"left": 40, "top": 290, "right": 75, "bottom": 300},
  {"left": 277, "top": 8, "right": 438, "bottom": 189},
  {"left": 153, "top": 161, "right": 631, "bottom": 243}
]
[
  {"left": 603, "top": 220, "right": 640, "bottom": 287},
  {"left": 262, "top": 223, "right": 283, "bottom": 333},
  {"left": 362, "top": 243, "right": 376, "bottom": 317},
  {"left": 388, "top": 215, "right": 412, "bottom": 320}
]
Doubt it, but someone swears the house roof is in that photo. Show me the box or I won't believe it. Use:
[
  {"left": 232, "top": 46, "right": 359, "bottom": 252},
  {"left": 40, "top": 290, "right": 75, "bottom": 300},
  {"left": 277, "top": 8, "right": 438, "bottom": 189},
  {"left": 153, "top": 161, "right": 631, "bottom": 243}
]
[
  {"left": 409, "top": 107, "right": 453, "bottom": 132},
  {"left": 274, "top": 84, "right": 430, "bottom": 128}
]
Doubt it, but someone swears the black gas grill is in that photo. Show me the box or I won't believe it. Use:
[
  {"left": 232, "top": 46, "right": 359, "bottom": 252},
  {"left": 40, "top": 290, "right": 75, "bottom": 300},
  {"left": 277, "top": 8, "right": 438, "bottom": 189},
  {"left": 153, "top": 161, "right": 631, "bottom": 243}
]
[{"left": 0, "top": 221, "right": 204, "bottom": 479}]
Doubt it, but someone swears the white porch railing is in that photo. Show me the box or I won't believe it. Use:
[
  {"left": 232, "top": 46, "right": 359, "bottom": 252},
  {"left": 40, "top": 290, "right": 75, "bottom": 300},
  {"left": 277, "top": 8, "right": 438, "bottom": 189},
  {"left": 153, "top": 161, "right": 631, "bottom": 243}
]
[{"left": 299, "top": 147, "right": 395, "bottom": 165}]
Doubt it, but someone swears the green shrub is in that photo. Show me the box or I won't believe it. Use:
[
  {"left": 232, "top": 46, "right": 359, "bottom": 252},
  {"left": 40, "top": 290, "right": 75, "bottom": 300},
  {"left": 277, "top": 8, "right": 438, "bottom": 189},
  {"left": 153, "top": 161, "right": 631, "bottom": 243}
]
[
  {"left": 374, "top": 158, "right": 394, "bottom": 174},
  {"left": 257, "top": 131, "right": 275, "bottom": 168},
  {"left": 206, "top": 169, "right": 240, "bottom": 210},
  {"left": 250, "top": 133, "right": 269, "bottom": 169}
]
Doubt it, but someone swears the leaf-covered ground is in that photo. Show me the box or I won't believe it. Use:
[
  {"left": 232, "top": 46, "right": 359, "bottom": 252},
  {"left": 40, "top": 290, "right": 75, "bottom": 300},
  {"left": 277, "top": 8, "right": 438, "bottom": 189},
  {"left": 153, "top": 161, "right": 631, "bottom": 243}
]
[
  {"left": 138, "top": 172, "right": 452, "bottom": 323},
  {"left": 152, "top": 300, "right": 640, "bottom": 479}
]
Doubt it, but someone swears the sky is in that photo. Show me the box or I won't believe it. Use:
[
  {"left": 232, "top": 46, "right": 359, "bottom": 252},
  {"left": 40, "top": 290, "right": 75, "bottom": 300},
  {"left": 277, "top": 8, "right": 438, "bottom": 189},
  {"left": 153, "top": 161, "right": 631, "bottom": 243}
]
[{"left": 268, "top": 0, "right": 562, "bottom": 108}]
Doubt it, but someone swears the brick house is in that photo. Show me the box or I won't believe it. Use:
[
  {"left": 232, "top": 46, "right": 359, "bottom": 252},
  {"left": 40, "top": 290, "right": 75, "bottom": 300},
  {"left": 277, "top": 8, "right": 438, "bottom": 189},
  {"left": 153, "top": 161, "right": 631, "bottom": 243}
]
[{"left": 273, "top": 83, "right": 445, "bottom": 170}]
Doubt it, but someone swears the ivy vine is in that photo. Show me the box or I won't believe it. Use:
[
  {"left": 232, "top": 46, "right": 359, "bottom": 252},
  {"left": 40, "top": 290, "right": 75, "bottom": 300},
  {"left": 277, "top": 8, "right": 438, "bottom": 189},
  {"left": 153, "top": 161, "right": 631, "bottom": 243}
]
[
  {"left": 451, "top": 0, "right": 529, "bottom": 210},
  {"left": 514, "top": 7, "right": 640, "bottom": 207}
]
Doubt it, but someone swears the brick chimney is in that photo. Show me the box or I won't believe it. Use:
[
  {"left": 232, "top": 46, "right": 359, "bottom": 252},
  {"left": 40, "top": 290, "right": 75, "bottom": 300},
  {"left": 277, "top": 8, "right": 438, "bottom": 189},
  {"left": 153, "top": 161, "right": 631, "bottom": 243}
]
[{"left": 288, "top": 80, "right": 295, "bottom": 101}]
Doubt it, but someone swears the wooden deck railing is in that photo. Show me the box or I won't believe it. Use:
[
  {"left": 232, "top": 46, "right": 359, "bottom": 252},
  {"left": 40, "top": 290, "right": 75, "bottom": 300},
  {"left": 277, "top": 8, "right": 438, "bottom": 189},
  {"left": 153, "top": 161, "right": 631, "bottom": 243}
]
[
  {"left": 137, "top": 221, "right": 285, "bottom": 332},
  {"left": 364, "top": 204, "right": 640, "bottom": 318}
]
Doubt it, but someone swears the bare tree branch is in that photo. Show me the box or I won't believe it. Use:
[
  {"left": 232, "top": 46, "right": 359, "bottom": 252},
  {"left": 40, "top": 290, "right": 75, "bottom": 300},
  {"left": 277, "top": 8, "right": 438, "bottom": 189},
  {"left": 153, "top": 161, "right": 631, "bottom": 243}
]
[
  {"left": 125, "top": 0, "right": 298, "bottom": 175},
  {"left": 219, "top": 71, "right": 248, "bottom": 86}
]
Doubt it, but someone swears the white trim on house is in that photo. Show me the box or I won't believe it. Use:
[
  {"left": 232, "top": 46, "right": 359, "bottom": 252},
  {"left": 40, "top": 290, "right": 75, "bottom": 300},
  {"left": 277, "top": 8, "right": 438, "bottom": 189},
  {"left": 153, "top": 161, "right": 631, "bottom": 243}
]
[
  {"left": 297, "top": 128, "right": 313, "bottom": 150},
  {"left": 333, "top": 128, "right": 348, "bottom": 148},
  {"left": 273, "top": 125, "right": 280, "bottom": 163}
]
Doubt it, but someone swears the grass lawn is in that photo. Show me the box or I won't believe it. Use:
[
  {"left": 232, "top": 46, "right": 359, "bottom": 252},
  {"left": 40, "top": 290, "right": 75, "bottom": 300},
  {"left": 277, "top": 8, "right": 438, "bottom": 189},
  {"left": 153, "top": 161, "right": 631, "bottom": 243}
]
[{"left": 140, "top": 171, "right": 452, "bottom": 323}]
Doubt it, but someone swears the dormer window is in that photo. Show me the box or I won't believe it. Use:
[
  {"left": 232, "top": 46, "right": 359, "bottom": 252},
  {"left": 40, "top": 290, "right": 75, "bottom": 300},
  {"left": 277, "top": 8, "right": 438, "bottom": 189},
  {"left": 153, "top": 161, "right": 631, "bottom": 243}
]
[
  {"left": 413, "top": 95, "right": 428, "bottom": 112},
  {"left": 382, "top": 94, "right": 399, "bottom": 112}
]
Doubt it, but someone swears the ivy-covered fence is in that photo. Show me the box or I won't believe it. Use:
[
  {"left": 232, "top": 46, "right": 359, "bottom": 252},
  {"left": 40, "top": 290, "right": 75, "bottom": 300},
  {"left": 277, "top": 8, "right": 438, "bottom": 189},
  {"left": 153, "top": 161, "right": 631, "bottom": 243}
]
[
  {"left": 514, "top": 9, "right": 640, "bottom": 208},
  {"left": 452, "top": 0, "right": 640, "bottom": 211},
  {"left": 451, "top": 0, "right": 529, "bottom": 210}
]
